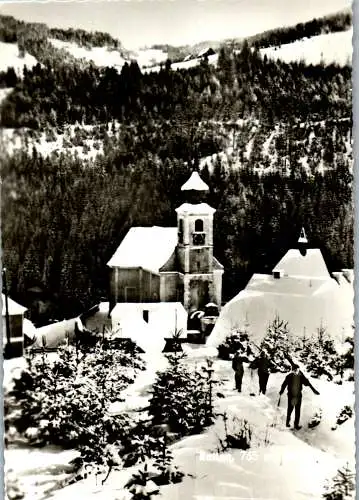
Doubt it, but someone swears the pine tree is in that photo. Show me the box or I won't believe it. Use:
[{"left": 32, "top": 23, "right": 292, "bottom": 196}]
[
  {"left": 260, "top": 315, "right": 295, "bottom": 371},
  {"left": 323, "top": 463, "right": 355, "bottom": 500}
]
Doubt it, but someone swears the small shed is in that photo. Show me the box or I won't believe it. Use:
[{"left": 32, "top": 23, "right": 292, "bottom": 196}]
[{"left": 2, "top": 294, "right": 27, "bottom": 358}]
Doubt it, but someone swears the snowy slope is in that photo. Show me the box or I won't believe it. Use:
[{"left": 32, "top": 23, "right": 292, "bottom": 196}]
[
  {"left": 49, "top": 38, "right": 127, "bottom": 70},
  {"left": 5, "top": 345, "right": 353, "bottom": 500},
  {"left": 0, "top": 41, "right": 38, "bottom": 74},
  {"left": 260, "top": 29, "right": 352, "bottom": 67},
  {"left": 143, "top": 53, "right": 218, "bottom": 74},
  {"left": 49, "top": 38, "right": 169, "bottom": 71}
]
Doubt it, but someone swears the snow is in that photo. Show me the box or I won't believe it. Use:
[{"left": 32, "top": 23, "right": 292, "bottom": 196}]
[
  {"left": 134, "top": 48, "right": 168, "bottom": 68},
  {"left": 260, "top": 29, "right": 352, "bottom": 67},
  {"left": 49, "top": 39, "right": 170, "bottom": 71},
  {"left": 49, "top": 38, "right": 126, "bottom": 71},
  {"left": 2, "top": 294, "right": 27, "bottom": 316},
  {"left": 176, "top": 202, "right": 216, "bottom": 215},
  {"left": 207, "top": 274, "right": 353, "bottom": 347},
  {"left": 181, "top": 171, "right": 209, "bottom": 191},
  {"left": 4, "top": 344, "right": 354, "bottom": 499},
  {"left": 0, "top": 41, "right": 38, "bottom": 74},
  {"left": 273, "top": 249, "right": 331, "bottom": 279},
  {"left": 111, "top": 302, "right": 187, "bottom": 354},
  {"left": 33, "top": 318, "right": 81, "bottom": 348},
  {"left": 0, "top": 87, "right": 12, "bottom": 105},
  {"left": 107, "top": 226, "right": 178, "bottom": 273},
  {"left": 142, "top": 53, "right": 218, "bottom": 74}
]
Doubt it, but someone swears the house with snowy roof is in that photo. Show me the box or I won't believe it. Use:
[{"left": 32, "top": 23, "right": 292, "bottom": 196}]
[
  {"left": 107, "top": 171, "right": 224, "bottom": 313},
  {"left": 207, "top": 228, "right": 354, "bottom": 347},
  {"left": 2, "top": 293, "right": 27, "bottom": 357}
]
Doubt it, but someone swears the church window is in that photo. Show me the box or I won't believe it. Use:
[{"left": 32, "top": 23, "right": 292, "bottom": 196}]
[
  {"left": 195, "top": 219, "right": 204, "bottom": 232},
  {"left": 178, "top": 219, "right": 184, "bottom": 243}
]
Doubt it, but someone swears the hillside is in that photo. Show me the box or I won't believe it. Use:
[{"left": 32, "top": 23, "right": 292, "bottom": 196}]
[
  {"left": 260, "top": 28, "right": 352, "bottom": 67},
  {"left": 0, "top": 11, "right": 353, "bottom": 323}
]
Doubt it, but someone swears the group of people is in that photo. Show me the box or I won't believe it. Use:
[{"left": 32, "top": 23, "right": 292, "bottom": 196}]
[{"left": 231, "top": 348, "right": 320, "bottom": 430}]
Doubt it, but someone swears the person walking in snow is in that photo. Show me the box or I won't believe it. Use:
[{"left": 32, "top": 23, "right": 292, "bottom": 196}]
[
  {"left": 279, "top": 363, "right": 320, "bottom": 430},
  {"left": 232, "top": 350, "right": 249, "bottom": 392},
  {"left": 250, "top": 350, "right": 273, "bottom": 395}
]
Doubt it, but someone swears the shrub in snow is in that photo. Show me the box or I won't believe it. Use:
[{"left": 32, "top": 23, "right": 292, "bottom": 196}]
[
  {"left": 323, "top": 463, "right": 355, "bottom": 500},
  {"left": 148, "top": 353, "right": 217, "bottom": 437},
  {"left": 217, "top": 329, "right": 253, "bottom": 360},
  {"left": 218, "top": 413, "right": 252, "bottom": 451},
  {"left": 308, "top": 408, "right": 322, "bottom": 428},
  {"left": 125, "top": 464, "right": 160, "bottom": 500},
  {"left": 336, "top": 405, "right": 353, "bottom": 426},
  {"left": 5, "top": 333, "right": 146, "bottom": 483},
  {"left": 340, "top": 336, "right": 354, "bottom": 370},
  {"left": 299, "top": 326, "right": 342, "bottom": 381},
  {"left": 151, "top": 434, "right": 184, "bottom": 486},
  {"left": 5, "top": 469, "right": 24, "bottom": 500}
]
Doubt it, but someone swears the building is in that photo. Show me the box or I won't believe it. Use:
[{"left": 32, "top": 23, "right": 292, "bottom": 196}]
[
  {"left": 2, "top": 293, "right": 27, "bottom": 357},
  {"left": 110, "top": 302, "right": 187, "bottom": 354},
  {"left": 107, "top": 171, "right": 224, "bottom": 313},
  {"left": 207, "top": 229, "right": 354, "bottom": 347}
]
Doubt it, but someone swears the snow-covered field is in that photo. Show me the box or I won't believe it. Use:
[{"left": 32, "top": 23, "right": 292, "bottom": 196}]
[
  {"left": 0, "top": 41, "right": 38, "bottom": 74},
  {"left": 49, "top": 38, "right": 127, "bottom": 70},
  {"left": 260, "top": 29, "right": 353, "bottom": 67},
  {"left": 133, "top": 48, "right": 168, "bottom": 68},
  {"left": 4, "top": 345, "right": 355, "bottom": 500},
  {"left": 143, "top": 53, "right": 218, "bottom": 74},
  {"left": 49, "top": 38, "right": 169, "bottom": 70}
]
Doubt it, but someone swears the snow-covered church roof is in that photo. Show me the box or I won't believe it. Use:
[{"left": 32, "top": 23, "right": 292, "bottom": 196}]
[
  {"left": 181, "top": 171, "right": 209, "bottom": 191},
  {"left": 107, "top": 226, "right": 178, "bottom": 274},
  {"left": 272, "top": 248, "right": 331, "bottom": 279},
  {"left": 207, "top": 246, "right": 354, "bottom": 347}
]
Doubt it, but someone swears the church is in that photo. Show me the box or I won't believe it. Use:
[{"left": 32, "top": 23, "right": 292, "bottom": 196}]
[{"left": 107, "top": 171, "right": 224, "bottom": 313}]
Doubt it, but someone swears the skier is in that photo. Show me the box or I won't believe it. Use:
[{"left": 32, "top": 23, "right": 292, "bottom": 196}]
[
  {"left": 232, "top": 350, "right": 249, "bottom": 392},
  {"left": 250, "top": 350, "right": 273, "bottom": 395},
  {"left": 279, "top": 363, "right": 320, "bottom": 430}
]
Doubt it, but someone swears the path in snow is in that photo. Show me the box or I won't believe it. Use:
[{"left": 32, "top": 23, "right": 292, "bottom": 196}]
[{"left": 4, "top": 345, "right": 354, "bottom": 500}]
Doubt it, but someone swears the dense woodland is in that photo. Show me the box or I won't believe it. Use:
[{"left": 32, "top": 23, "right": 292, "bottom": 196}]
[
  {"left": 245, "top": 9, "right": 352, "bottom": 49},
  {"left": 0, "top": 13, "right": 353, "bottom": 324},
  {"left": 0, "top": 43, "right": 351, "bottom": 128}
]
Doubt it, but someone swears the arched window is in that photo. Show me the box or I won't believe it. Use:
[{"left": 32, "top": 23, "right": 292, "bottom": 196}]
[{"left": 195, "top": 219, "right": 204, "bottom": 232}]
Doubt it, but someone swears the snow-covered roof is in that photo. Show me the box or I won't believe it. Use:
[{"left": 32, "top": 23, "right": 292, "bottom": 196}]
[
  {"left": 2, "top": 294, "right": 27, "bottom": 316},
  {"left": 23, "top": 318, "right": 36, "bottom": 339},
  {"left": 298, "top": 227, "right": 308, "bottom": 244},
  {"left": 33, "top": 318, "right": 81, "bottom": 348},
  {"left": 111, "top": 302, "right": 188, "bottom": 353},
  {"left": 197, "top": 47, "right": 215, "bottom": 57},
  {"left": 107, "top": 226, "right": 178, "bottom": 273},
  {"left": 207, "top": 270, "right": 354, "bottom": 347},
  {"left": 181, "top": 172, "right": 209, "bottom": 191},
  {"left": 272, "top": 249, "right": 331, "bottom": 279},
  {"left": 176, "top": 202, "right": 216, "bottom": 216}
]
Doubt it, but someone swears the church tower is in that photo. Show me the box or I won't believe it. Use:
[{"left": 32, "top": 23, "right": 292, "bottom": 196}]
[{"left": 175, "top": 171, "right": 223, "bottom": 312}]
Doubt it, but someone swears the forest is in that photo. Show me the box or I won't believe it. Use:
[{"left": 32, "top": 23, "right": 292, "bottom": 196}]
[
  {"left": 245, "top": 9, "right": 352, "bottom": 49},
  {"left": 0, "top": 13, "right": 353, "bottom": 325}
]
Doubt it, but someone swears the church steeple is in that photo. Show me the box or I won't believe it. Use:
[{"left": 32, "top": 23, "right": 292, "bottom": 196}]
[
  {"left": 181, "top": 171, "right": 209, "bottom": 204},
  {"left": 175, "top": 171, "right": 222, "bottom": 312},
  {"left": 298, "top": 227, "right": 308, "bottom": 245},
  {"left": 298, "top": 227, "right": 308, "bottom": 256},
  {"left": 181, "top": 171, "right": 209, "bottom": 192}
]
